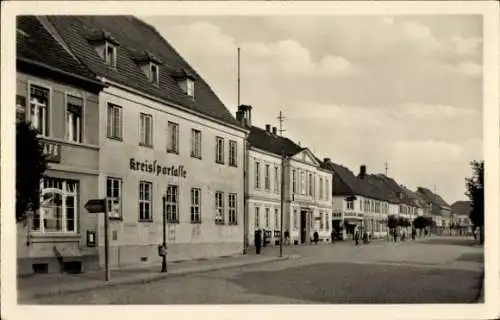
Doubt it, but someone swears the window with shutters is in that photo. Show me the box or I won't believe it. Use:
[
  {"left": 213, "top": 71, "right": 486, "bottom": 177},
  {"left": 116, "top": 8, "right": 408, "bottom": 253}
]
[{"left": 66, "top": 95, "right": 83, "bottom": 143}]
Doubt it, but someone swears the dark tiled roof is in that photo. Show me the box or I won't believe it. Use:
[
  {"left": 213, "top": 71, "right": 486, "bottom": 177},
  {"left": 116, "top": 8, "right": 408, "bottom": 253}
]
[
  {"left": 451, "top": 201, "right": 472, "bottom": 216},
  {"left": 417, "top": 187, "right": 450, "bottom": 215},
  {"left": 371, "top": 174, "right": 416, "bottom": 206},
  {"left": 46, "top": 15, "right": 241, "bottom": 127},
  {"left": 247, "top": 126, "right": 303, "bottom": 157},
  {"left": 365, "top": 175, "right": 401, "bottom": 204},
  {"left": 17, "top": 16, "right": 97, "bottom": 80}
]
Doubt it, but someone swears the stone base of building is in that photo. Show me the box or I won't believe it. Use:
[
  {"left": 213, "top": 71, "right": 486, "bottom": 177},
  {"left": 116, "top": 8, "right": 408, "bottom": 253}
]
[
  {"left": 17, "top": 254, "right": 99, "bottom": 276},
  {"left": 98, "top": 241, "right": 244, "bottom": 269}
]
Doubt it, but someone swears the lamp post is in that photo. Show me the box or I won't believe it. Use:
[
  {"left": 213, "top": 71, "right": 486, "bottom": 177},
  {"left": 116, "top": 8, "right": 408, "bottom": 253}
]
[{"left": 161, "top": 195, "right": 167, "bottom": 273}]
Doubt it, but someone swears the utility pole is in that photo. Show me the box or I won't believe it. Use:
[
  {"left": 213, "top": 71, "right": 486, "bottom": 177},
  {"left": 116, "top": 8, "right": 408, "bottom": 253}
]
[
  {"left": 237, "top": 47, "right": 241, "bottom": 106},
  {"left": 384, "top": 161, "right": 390, "bottom": 176},
  {"left": 238, "top": 47, "right": 248, "bottom": 255},
  {"left": 277, "top": 111, "right": 286, "bottom": 258}
]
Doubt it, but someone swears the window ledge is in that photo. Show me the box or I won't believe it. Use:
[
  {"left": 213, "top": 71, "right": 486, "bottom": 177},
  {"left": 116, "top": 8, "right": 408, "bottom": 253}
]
[
  {"left": 107, "top": 136, "right": 123, "bottom": 142},
  {"left": 215, "top": 160, "right": 225, "bottom": 165},
  {"left": 139, "top": 219, "right": 154, "bottom": 223},
  {"left": 30, "top": 233, "right": 80, "bottom": 243},
  {"left": 139, "top": 143, "right": 153, "bottom": 149},
  {"left": 167, "top": 220, "right": 180, "bottom": 224},
  {"left": 167, "top": 149, "right": 179, "bottom": 155}
]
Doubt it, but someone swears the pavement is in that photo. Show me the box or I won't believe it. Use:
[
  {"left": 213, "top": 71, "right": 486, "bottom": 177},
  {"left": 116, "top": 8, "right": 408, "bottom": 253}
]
[
  {"left": 18, "top": 235, "right": 484, "bottom": 304},
  {"left": 17, "top": 251, "right": 297, "bottom": 301}
]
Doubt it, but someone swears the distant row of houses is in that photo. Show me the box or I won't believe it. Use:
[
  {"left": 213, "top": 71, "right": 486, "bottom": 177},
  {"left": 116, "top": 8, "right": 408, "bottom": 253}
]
[{"left": 15, "top": 15, "right": 473, "bottom": 277}]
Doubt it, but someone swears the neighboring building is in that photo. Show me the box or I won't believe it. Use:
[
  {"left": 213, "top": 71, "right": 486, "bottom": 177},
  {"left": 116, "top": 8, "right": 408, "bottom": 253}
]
[
  {"left": 417, "top": 187, "right": 451, "bottom": 235},
  {"left": 16, "top": 16, "right": 105, "bottom": 275},
  {"left": 238, "top": 106, "right": 333, "bottom": 246},
  {"left": 450, "top": 200, "right": 473, "bottom": 235},
  {"left": 322, "top": 161, "right": 393, "bottom": 240},
  {"left": 46, "top": 16, "right": 248, "bottom": 267}
]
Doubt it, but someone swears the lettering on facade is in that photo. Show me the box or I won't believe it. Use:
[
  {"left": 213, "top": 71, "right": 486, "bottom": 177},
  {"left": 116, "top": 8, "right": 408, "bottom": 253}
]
[
  {"left": 129, "top": 158, "right": 187, "bottom": 178},
  {"left": 41, "top": 141, "right": 61, "bottom": 163}
]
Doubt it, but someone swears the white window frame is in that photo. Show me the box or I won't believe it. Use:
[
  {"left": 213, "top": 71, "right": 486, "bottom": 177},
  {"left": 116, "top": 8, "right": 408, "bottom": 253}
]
[
  {"left": 28, "top": 83, "right": 51, "bottom": 137},
  {"left": 191, "top": 188, "right": 201, "bottom": 223},
  {"left": 167, "top": 121, "right": 179, "bottom": 153},
  {"left": 319, "top": 177, "right": 323, "bottom": 200},
  {"left": 106, "top": 177, "right": 122, "bottom": 219},
  {"left": 186, "top": 79, "right": 195, "bottom": 97},
  {"left": 33, "top": 178, "right": 78, "bottom": 233},
  {"left": 264, "top": 164, "right": 270, "bottom": 190},
  {"left": 325, "top": 179, "right": 329, "bottom": 201},
  {"left": 255, "top": 161, "right": 261, "bottom": 189},
  {"left": 228, "top": 193, "right": 237, "bottom": 225},
  {"left": 65, "top": 93, "right": 84, "bottom": 143},
  {"left": 191, "top": 129, "right": 202, "bottom": 159},
  {"left": 107, "top": 103, "right": 123, "bottom": 140},
  {"left": 139, "top": 113, "right": 153, "bottom": 147},
  {"left": 265, "top": 207, "right": 270, "bottom": 228},
  {"left": 215, "top": 191, "right": 224, "bottom": 225},
  {"left": 254, "top": 207, "right": 260, "bottom": 228},
  {"left": 105, "top": 41, "right": 117, "bottom": 68},
  {"left": 139, "top": 181, "right": 153, "bottom": 221},
  {"left": 300, "top": 171, "right": 306, "bottom": 195},
  {"left": 274, "top": 166, "right": 279, "bottom": 193},
  {"left": 229, "top": 140, "right": 237, "bottom": 167},
  {"left": 166, "top": 184, "right": 179, "bottom": 223},
  {"left": 347, "top": 200, "right": 354, "bottom": 210},
  {"left": 215, "top": 136, "right": 224, "bottom": 164}
]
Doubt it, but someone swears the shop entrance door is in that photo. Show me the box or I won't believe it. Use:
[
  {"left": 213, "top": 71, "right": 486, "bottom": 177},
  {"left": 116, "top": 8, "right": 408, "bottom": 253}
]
[{"left": 300, "top": 211, "right": 307, "bottom": 244}]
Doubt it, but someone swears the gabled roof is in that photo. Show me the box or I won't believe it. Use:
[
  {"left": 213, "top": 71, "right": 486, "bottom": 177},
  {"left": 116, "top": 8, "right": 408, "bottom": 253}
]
[
  {"left": 247, "top": 126, "right": 303, "bottom": 157},
  {"left": 417, "top": 187, "right": 450, "bottom": 215},
  {"left": 451, "top": 200, "right": 472, "bottom": 216},
  {"left": 366, "top": 175, "right": 402, "bottom": 204},
  {"left": 45, "top": 15, "right": 241, "bottom": 128},
  {"left": 17, "top": 16, "right": 98, "bottom": 83}
]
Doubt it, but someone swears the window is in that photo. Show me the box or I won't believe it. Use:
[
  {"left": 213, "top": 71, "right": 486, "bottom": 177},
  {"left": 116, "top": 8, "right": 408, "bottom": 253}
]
[
  {"left": 292, "top": 169, "right": 296, "bottom": 194},
  {"left": 325, "top": 179, "right": 329, "bottom": 200},
  {"left": 191, "top": 129, "right": 202, "bottom": 158},
  {"left": 293, "top": 209, "right": 298, "bottom": 230},
  {"left": 106, "top": 177, "right": 122, "bottom": 219},
  {"left": 105, "top": 42, "right": 117, "bottom": 67},
  {"left": 308, "top": 173, "right": 313, "bottom": 196},
  {"left": 274, "top": 166, "right": 279, "bottom": 193},
  {"left": 326, "top": 214, "right": 329, "bottom": 231},
  {"left": 167, "top": 121, "right": 179, "bottom": 153},
  {"left": 33, "top": 178, "right": 78, "bottom": 233},
  {"left": 150, "top": 63, "right": 159, "bottom": 85},
  {"left": 254, "top": 207, "right": 260, "bottom": 228},
  {"left": 66, "top": 95, "right": 83, "bottom": 143},
  {"left": 255, "top": 161, "right": 261, "bottom": 189},
  {"left": 166, "top": 185, "right": 178, "bottom": 223},
  {"left": 319, "top": 212, "right": 324, "bottom": 230},
  {"left": 215, "top": 191, "right": 224, "bottom": 225},
  {"left": 265, "top": 208, "right": 270, "bottom": 228},
  {"left": 274, "top": 208, "right": 279, "bottom": 229},
  {"left": 215, "top": 136, "right": 224, "bottom": 164},
  {"left": 319, "top": 177, "right": 324, "bottom": 200},
  {"left": 264, "top": 164, "right": 270, "bottom": 190},
  {"left": 300, "top": 172, "right": 306, "bottom": 195},
  {"left": 228, "top": 193, "right": 237, "bottom": 225},
  {"left": 139, "top": 181, "right": 153, "bottom": 221},
  {"left": 191, "top": 188, "right": 201, "bottom": 223},
  {"left": 229, "top": 140, "right": 237, "bottom": 167},
  {"left": 16, "top": 95, "right": 26, "bottom": 123},
  {"left": 186, "top": 79, "right": 194, "bottom": 97},
  {"left": 107, "top": 103, "right": 122, "bottom": 140},
  {"left": 347, "top": 200, "right": 354, "bottom": 210},
  {"left": 29, "top": 85, "right": 50, "bottom": 136},
  {"left": 139, "top": 113, "right": 153, "bottom": 147}
]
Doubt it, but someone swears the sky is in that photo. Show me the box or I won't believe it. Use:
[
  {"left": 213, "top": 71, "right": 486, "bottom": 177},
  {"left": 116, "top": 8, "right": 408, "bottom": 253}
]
[{"left": 141, "top": 15, "right": 483, "bottom": 205}]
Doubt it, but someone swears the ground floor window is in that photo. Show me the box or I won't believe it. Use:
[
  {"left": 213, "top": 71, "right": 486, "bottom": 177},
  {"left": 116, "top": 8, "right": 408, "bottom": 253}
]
[
  {"left": 191, "top": 188, "right": 201, "bottom": 223},
  {"left": 166, "top": 184, "right": 179, "bottom": 223},
  {"left": 215, "top": 191, "right": 224, "bottom": 225},
  {"left": 33, "top": 177, "right": 78, "bottom": 233},
  {"left": 139, "top": 181, "right": 153, "bottom": 221},
  {"left": 228, "top": 193, "right": 237, "bottom": 225},
  {"left": 254, "top": 207, "right": 260, "bottom": 228}
]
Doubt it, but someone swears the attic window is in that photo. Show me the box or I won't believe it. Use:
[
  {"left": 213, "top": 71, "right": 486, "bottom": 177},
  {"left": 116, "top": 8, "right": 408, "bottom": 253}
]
[
  {"left": 105, "top": 42, "right": 117, "bottom": 68},
  {"left": 186, "top": 78, "right": 194, "bottom": 97},
  {"left": 173, "top": 68, "right": 196, "bottom": 98},
  {"left": 149, "top": 63, "right": 159, "bottom": 85}
]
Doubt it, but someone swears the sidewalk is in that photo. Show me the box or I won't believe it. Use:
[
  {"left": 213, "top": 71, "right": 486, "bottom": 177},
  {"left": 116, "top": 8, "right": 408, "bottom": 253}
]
[{"left": 18, "top": 252, "right": 297, "bottom": 301}]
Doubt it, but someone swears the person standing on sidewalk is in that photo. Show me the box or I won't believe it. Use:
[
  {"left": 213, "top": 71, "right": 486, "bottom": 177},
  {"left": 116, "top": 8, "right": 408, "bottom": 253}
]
[
  {"left": 255, "top": 229, "right": 262, "bottom": 254},
  {"left": 354, "top": 228, "right": 360, "bottom": 246}
]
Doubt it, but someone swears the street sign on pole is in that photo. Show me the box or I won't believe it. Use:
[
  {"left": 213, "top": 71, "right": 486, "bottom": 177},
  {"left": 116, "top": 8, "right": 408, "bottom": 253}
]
[{"left": 84, "top": 198, "right": 110, "bottom": 282}]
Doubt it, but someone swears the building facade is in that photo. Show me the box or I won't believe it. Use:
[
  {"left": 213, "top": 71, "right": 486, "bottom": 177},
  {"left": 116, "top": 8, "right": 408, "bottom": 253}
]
[
  {"left": 16, "top": 16, "right": 105, "bottom": 275},
  {"left": 238, "top": 106, "right": 333, "bottom": 246},
  {"left": 46, "top": 15, "right": 247, "bottom": 267}
]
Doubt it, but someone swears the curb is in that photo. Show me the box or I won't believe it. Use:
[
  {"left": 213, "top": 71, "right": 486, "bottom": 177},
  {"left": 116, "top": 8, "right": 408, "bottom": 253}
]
[{"left": 23, "top": 255, "right": 295, "bottom": 300}]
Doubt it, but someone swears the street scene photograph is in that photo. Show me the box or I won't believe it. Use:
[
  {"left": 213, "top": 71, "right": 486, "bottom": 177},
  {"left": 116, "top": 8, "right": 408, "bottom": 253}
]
[{"left": 2, "top": 2, "right": 497, "bottom": 317}]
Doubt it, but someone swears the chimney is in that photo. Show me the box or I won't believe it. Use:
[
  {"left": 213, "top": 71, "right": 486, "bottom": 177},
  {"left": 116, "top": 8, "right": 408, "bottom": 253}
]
[
  {"left": 272, "top": 126, "right": 277, "bottom": 135},
  {"left": 323, "top": 158, "right": 331, "bottom": 163},
  {"left": 265, "top": 124, "right": 271, "bottom": 132},
  {"left": 237, "top": 105, "right": 253, "bottom": 127},
  {"left": 359, "top": 165, "right": 367, "bottom": 179}
]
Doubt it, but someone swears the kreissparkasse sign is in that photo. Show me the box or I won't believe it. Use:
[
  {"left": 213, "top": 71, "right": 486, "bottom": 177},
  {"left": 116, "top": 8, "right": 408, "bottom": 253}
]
[{"left": 129, "top": 158, "right": 187, "bottom": 178}]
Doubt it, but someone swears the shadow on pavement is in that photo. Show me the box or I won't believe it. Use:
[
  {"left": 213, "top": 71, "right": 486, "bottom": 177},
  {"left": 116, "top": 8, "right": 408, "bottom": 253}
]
[
  {"left": 230, "top": 262, "right": 482, "bottom": 304},
  {"left": 456, "top": 252, "right": 484, "bottom": 263},
  {"left": 420, "top": 238, "right": 478, "bottom": 247}
]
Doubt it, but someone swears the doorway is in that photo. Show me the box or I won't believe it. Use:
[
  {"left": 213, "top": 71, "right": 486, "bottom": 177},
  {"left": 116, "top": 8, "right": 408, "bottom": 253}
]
[{"left": 300, "top": 210, "right": 307, "bottom": 244}]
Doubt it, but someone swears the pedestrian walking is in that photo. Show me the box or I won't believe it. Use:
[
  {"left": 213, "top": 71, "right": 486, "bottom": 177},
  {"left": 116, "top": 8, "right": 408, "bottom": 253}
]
[{"left": 354, "top": 229, "right": 360, "bottom": 246}]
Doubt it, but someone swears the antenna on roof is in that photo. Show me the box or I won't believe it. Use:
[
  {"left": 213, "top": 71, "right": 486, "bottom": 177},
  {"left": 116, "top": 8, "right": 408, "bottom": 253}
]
[
  {"left": 384, "top": 161, "right": 390, "bottom": 176},
  {"left": 277, "top": 110, "right": 286, "bottom": 136},
  {"left": 237, "top": 47, "right": 241, "bottom": 106}
]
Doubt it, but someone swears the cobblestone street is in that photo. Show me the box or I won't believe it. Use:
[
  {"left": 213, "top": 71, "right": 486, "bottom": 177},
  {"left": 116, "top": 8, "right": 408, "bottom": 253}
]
[{"left": 23, "top": 237, "right": 483, "bottom": 304}]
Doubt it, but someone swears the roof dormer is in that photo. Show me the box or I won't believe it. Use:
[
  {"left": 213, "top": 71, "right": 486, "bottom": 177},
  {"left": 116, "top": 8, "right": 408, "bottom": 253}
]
[
  {"left": 173, "top": 68, "right": 196, "bottom": 98},
  {"left": 85, "top": 30, "right": 120, "bottom": 68},
  {"left": 131, "top": 50, "right": 163, "bottom": 86}
]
